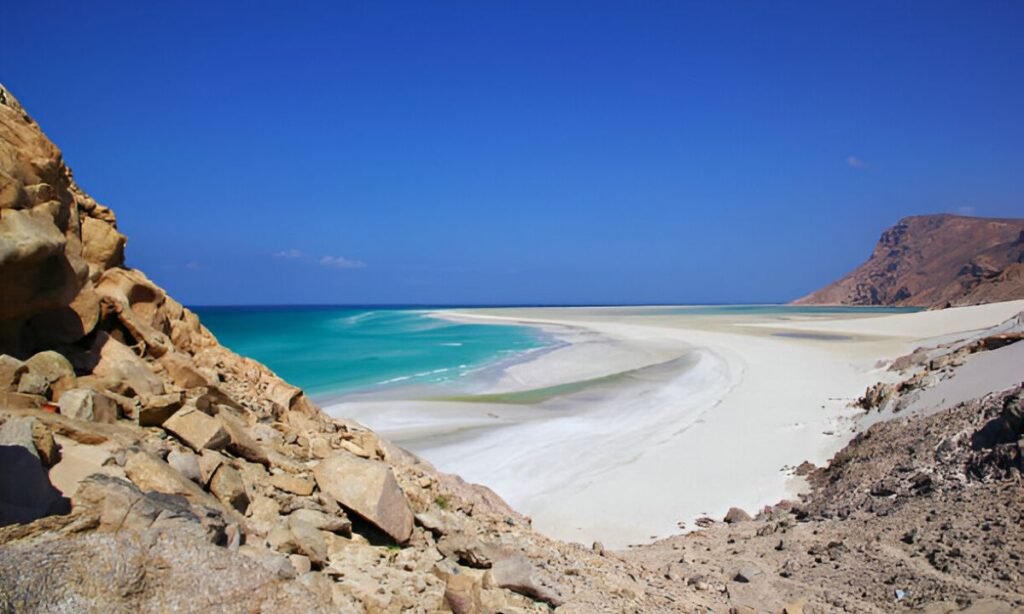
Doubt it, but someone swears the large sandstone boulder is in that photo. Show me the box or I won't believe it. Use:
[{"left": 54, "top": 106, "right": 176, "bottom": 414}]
[
  {"left": 313, "top": 454, "right": 414, "bottom": 544},
  {"left": 163, "top": 407, "right": 229, "bottom": 452},
  {"left": 89, "top": 332, "right": 165, "bottom": 397}
]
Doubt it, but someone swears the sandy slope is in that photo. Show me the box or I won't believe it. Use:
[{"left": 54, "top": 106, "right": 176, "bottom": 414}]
[{"left": 328, "top": 301, "right": 1024, "bottom": 548}]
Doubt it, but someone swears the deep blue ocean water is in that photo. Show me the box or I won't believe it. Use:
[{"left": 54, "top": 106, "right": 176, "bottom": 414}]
[{"left": 192, "top": 306, "right": 550, "bottom": 398}]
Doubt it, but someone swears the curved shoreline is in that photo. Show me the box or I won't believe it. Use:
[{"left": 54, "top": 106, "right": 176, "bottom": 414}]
[{"left": 328, "top": 301, "right": 1024, "bottom": 548}]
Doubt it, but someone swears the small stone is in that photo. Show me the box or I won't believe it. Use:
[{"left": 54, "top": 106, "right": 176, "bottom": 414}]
[
  {"left": 167, "top": 450, "right": 202, "bottom": 484},
  {"left": 724, "top": 507, "right": 752, "bottom": 524},
  {"left": 269, "top": 472, "right": 315, "bottom": 496},
  {"left": 288, "top": 554, "right": 311, "bottom": 575},
  {"left": 734, "top": 565, "right": 762, "bottom": 583}
]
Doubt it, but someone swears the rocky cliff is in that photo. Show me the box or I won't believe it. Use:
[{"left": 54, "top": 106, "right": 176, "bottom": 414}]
[{"left": 794, "top": 214, "right": 1024, "bottom": 307}]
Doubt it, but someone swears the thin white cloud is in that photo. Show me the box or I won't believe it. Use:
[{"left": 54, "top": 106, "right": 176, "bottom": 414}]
[
  {"left": 185, "top": 261, "right": 202, "bottom": 270},
  {"left": 320, "top": 256, "right": 366, "bottom": 269},
  {"left": 273, "top": 249, "right": 303, "bottom": 259},
  {"left": 847, "top": 156, "right": 865, "bottom": 169},
  {"left": 957, "top": 205, "right": 977, "bottom": 216}
]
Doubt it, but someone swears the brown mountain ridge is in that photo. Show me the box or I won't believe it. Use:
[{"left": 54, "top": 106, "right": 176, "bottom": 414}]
[{"left": 794, "top": 214, "right": 1024, "bottom": 308}]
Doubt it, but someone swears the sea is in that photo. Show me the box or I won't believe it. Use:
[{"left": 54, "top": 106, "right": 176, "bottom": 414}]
[
  {"left": 193, "top": 304, "right": 921, "bottom": 402},
  {"left": 192, "top": 306, "right": 552, "bottom": 400}
]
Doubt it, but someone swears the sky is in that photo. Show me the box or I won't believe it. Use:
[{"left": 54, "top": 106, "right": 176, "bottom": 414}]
[{"left": 3, "top": 2, "right": 1023, "bottom": 305}]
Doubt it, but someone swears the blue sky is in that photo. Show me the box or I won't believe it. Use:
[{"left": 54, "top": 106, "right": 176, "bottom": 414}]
[{"left": 3, "top": 2, "right": 1022, "bottom": 305}]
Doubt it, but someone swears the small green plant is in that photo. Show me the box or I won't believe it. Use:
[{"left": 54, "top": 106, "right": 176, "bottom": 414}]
[{"left": 434, "top": 494, "right": 450, "bottom": 510}]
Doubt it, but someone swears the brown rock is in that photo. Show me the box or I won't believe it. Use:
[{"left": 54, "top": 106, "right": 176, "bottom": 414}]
[
  {"left": 312, "top": 454, "right": 414, "bottom": 544},
  {"left": 163, "top": 406, "right": 229, "bottom": 452},
  {"left": 158, "top": 351, "right": 210, "bottom": 389},
  {"left": 445, "top": 572, "right": 483, "bottom": 614},
  {"left": 80, "top": 216, "right": 125, "bottom": 271},
  {"left": 217, "top": 411, "right": 269, "bottom": 465},
  {"left": 723, "top": 507, "right": 752, "bottom": 524},
  {"left": 136, "top": 392, "right": 183, "bottom": 427},
  {"left": 0, "top": 355, "right": 26, "bottom": 391},
  {"left": 489, "top": 555, "right": 565, "bottom": 607},
  {"left": 167, "top": 449, "right": 202, "bottom": 483},
  {"left": 269, "top": 472, "right": 315, "bottom": 496},
  {"left": 197, "top": 449, "right": 225, "bottom": 486},
  {"left": 0, "top": 391, "right": 44, "bottom": 410},
  {"left": 90, "top": 333, "right": 165, "bottom": 397},
  {"left": 288, "top": 508, "right": 351, "bottom": 535},
  {"left": 23, "top": 351, "right": 76, "bottom": 400},
  {"left": 209, "top": 464, "right": 250, "bottom": 513},
  {"left": 58, "top": 388, "right": 119, "bottom": 423}
]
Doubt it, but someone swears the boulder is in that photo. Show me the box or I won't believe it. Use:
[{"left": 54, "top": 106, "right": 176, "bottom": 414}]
[
  {"left": 724, "top": 507, "right": 752, "bottom": 524},
  {"left": 238, "top": 545, "right": 297, "bottom": 580},
  {"left": 123, "top": 449, "right": 225, "bottom": 514},
  {"left": 0, "top": 355, "right": 25, "bottom": 390},
  {"left": 90, "top": 332, "right": 165, "bottom": 397},
  {"left": 209, "top": 464, "right": 250, "bottom": 513},
  {"left": 247, "top": 495, "right": 282, "bottom": 535},
  {"left": 734, "top": 564, "right": 763, "bottom": 583},
  {"left": 58, "top": 388, "right": 119, "bottom": 423},
  {"left": 158, "top": 351, "right": 210, "bottom": 389},
  {"left": 80, "top": 216, "right": 126, "bottom": 271},
  {"left": 197, "top": 449, "right": 225, "bottom": 485},
  {"left": 0, "top": 416, "right": 38, "bottom": 457},
  {"left": 288, "top": 508, "right": 351, "bottom": 535},
  {"left": 267, "top": 517, "right": 328, "bottom": 567},
  {"left": 22, "top": 350, "right": 76, "bottom": 400},
  {"left": 25, "top": 285, "right": 102, "bottom": 346},
  {"left": 16, "top": 371, "right": 48, "bottom": 396},
  {"left": 269, "top": 472, "right": 315, "bottom": 496},
  {"left": 489, "top": 555, "right": 565, "bottom": 607},
  {"left": 0, "top": 206, "right": 86, "bottom": 325},
  {"left": 313, "top": 454, "right": 414, "bottom": 544},
  {"left": 163, "top": 407, "right": 229, "bottom": 452},
  {"left": 167, "top": 449, "right": 202, "bottom": 484},
  {"left": 136, "top": 392, "right": 183, "bottom": 427},
  {"left": 217, "top": 411, "right": 269, "bottom": 465}
]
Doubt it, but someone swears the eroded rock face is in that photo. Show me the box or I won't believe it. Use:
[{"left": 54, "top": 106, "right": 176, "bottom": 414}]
[
  {"left": 0, "top": 86, "right": 124, "bottom": 355},
  {"left": 794, "top": 214, "right": 1024, "bottom": 307}
]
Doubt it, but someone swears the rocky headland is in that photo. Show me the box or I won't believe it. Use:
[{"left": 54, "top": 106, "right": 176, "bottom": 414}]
[
  {"left": 2, "top": 83, "right": 1023, "bottom": 613},
  {"left": 794, "top": 214, "right": 1024, "bottom": 308}
]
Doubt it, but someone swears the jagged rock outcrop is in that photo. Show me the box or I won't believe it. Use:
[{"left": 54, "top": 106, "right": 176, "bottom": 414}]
[{"left": 794, "top": 214, "right": 1024, "bottom": 307}]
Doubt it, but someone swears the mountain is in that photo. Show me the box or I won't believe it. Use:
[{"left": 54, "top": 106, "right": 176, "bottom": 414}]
[{"left": 794, "top": 214, "right": 1024, "bottom": 307}]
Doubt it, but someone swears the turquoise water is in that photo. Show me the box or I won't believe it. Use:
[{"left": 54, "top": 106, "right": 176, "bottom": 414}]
[
  {"left": 192, "top": 307, "right": 551, "bottom": 399},
  {"left": 193, "top": 304, "right": 922, "bottom": 401}
]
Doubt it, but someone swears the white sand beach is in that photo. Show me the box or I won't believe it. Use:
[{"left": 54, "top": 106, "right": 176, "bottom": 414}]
[{"left": 327, "top": 300, "right": 1024, "bottom": 549}]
